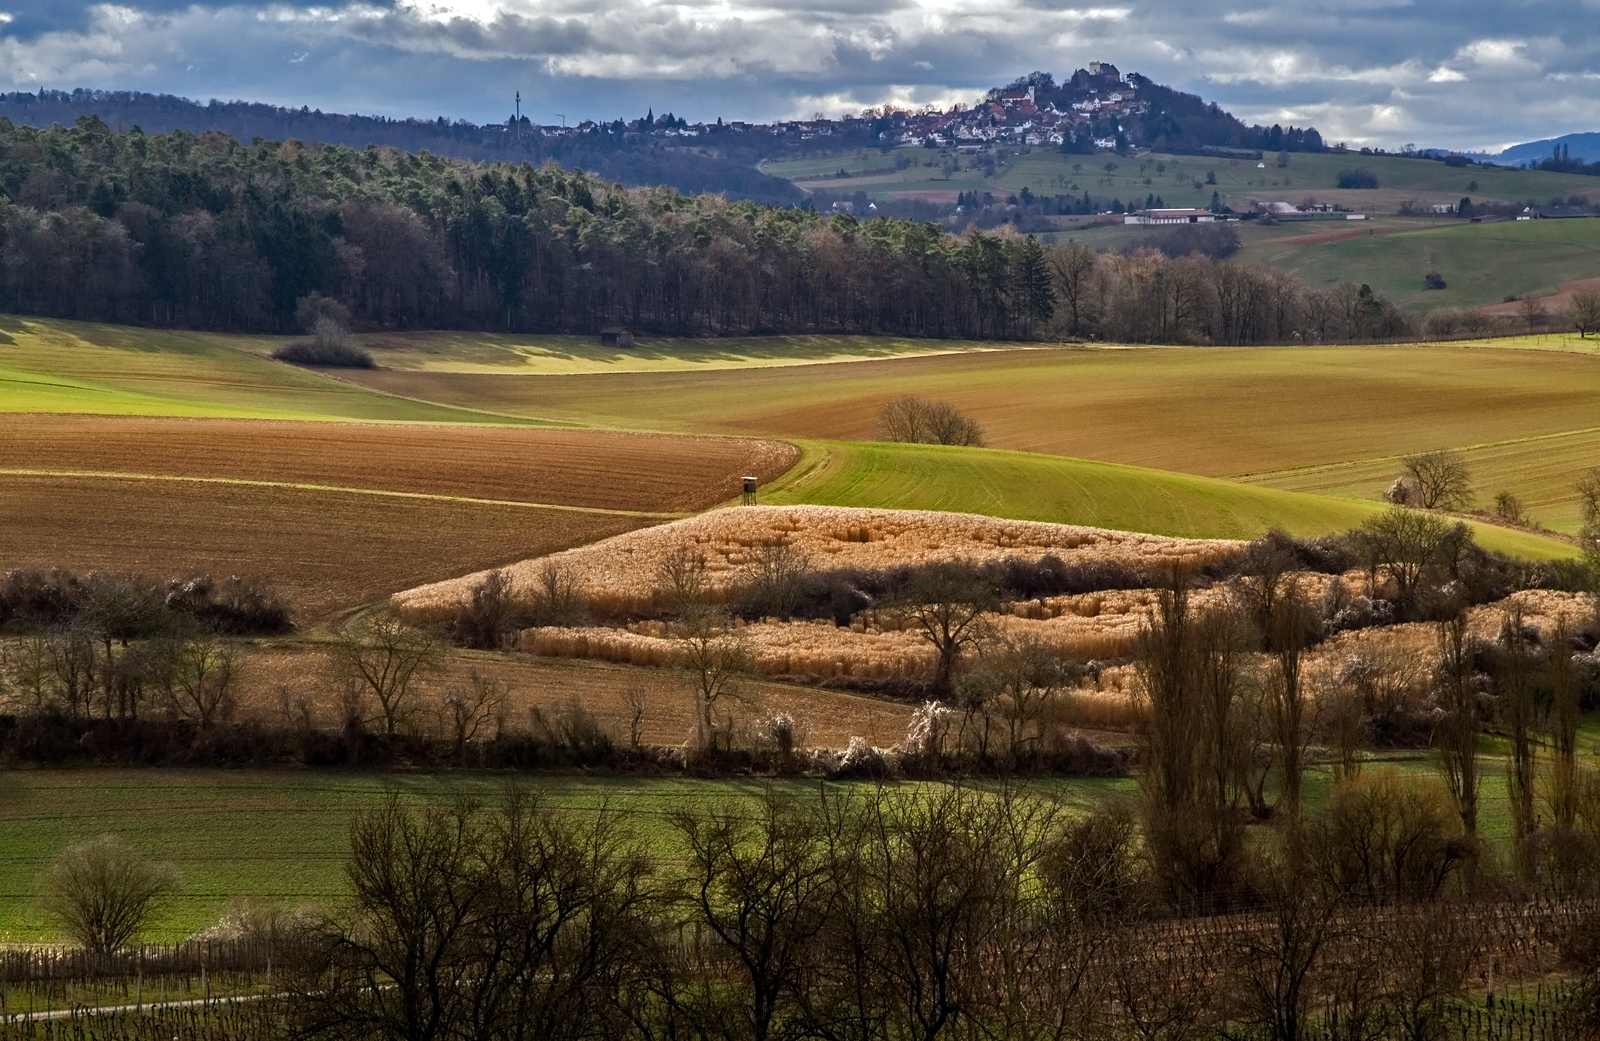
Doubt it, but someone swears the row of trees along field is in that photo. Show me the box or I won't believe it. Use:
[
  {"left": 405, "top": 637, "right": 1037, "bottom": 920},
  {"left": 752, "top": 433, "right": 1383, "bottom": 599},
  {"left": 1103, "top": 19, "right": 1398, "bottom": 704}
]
[{"left": 0, "top": 114, "right": 1485, "bottom": 344}]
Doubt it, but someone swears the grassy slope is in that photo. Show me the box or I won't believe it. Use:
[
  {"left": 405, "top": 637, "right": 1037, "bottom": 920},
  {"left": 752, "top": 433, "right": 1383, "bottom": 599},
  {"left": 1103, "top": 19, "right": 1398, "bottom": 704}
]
[
  {"left": 766, "top": 148, "right": 1600, "bottom": 212},
  {"left": 1234, "top": 216, "right": 1600, "bottom": 310},
  {"left": 344, "top": 341, "right": 1600, "bottom": 533},
  {"left": 0, "top": 316, "right": 528, "bottom": 423},
  {"left": 763, "top": 440, "right": 1574, "bottom": 558}
]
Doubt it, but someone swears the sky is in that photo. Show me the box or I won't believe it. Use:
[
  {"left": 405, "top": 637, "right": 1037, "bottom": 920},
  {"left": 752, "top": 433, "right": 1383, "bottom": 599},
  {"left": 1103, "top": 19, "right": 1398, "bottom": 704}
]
[{"left": 1, "top": 0, "right": 1597, "bottom": 152}]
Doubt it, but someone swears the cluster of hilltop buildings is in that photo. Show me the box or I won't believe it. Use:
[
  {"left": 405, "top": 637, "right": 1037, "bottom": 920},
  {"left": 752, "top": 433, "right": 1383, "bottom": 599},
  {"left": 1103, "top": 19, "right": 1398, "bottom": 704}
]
[{"left": 497, "top": 63, "right": 1147, "bottom": 151}]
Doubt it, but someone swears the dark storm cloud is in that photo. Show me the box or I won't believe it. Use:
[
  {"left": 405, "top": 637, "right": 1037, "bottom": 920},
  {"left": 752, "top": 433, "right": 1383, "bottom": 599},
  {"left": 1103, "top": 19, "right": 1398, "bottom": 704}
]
[{"left": 0, "top": 0, "right": 1595, "bottom": 149}]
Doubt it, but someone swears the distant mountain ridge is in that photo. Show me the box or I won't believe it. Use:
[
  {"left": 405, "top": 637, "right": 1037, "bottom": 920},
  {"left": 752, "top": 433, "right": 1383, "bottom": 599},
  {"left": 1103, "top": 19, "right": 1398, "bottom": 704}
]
[
  {"left": 1468, "top": 132, "right": 1600, "bottom": 166},
  {"left": 0, "top": 89, "right": 806, "bottom": 204}
]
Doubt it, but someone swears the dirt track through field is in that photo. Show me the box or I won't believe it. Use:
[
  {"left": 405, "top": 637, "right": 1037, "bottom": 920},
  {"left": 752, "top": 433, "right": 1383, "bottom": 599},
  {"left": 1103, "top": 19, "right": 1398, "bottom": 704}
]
[
  {"left": 0, "top": 416, "right": 798, "bottom": 513},
  {"left": 0, "top": 468, "right": 686, "bottom": 518},
  {"left": 0, "top": 417, "right": 799, "bottom": 617}
]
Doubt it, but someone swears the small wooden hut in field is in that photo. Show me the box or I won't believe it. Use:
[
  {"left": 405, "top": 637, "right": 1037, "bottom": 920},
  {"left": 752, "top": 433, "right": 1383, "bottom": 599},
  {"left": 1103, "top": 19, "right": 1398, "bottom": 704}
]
[{"left": 599, "top": 326, "right": 635, "bottom": 348}]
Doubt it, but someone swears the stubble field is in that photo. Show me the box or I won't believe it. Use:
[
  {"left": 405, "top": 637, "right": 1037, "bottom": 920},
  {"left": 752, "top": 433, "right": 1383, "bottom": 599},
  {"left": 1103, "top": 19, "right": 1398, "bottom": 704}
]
[{"left": 341, "top": 342, "right": 1600, "bottom": 535}]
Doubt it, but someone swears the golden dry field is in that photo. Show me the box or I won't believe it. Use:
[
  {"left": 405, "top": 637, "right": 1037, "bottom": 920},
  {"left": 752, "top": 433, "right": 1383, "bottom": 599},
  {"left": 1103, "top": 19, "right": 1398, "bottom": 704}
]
[
  {"left": 342, "top": 342, "right": 1600, "bottom": 532},
  {"left": 394, "top": 505, "right": 1242, "bottom": 622},
  {"left": 229, "top": 645, "right": 915, "bottom": 749}
]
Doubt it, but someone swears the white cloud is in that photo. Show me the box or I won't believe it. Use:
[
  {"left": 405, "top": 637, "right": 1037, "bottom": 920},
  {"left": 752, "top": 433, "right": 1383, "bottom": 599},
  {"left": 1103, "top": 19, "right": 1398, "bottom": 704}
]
[{"left": 0, "top": 0, "right": 1598, "bottom": 149}]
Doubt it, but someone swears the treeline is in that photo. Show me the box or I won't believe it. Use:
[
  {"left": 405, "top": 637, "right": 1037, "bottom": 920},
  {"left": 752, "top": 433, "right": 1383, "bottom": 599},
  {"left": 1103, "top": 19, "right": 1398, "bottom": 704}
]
[
  {"left": 1049, "top": 243, "right": 1414, "bottom": 344},
  {"left": 0, "top": 116, "right": 1057, "bottom": 338},
  {"left": 1537, "top": 143, "right": 1600, "bottom": 177},
  {"left": 0, "top": 90, "right": 804, "bottom": 204}
]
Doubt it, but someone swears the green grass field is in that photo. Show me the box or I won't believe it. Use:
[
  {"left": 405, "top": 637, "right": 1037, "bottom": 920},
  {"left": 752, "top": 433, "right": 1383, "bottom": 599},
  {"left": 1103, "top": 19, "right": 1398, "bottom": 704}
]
[
  {"left": 763, "top": 440, "right": 1575, "bottom": 558},
  {"left": 0, "top": 316, "right": 529, "bottom": 423},
  {"left": 0, "top": 770, "right": 1137, "bottom": 942},
  {"left": 1234, "top": 216, "right": 1600, "bottom": 310}
]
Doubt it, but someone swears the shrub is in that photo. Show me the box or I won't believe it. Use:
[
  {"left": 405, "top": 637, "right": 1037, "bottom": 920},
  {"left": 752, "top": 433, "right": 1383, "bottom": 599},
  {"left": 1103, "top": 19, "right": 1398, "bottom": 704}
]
[
  {"left": 1041, "top": 802, "right": 1144, "bottom": 919},
  {"left": 1316, "top": 769, "right": 1467, "bottom": 902},
  {"left": 164, "top": 574, "right": 292, "bottom": 634},
  {"left": 44, "top": 835, "right": 181, "bottom": 954},
  {"left": 273, "top": 339, "right": 375, "bottom": 368},
  {"left": 874, "top": 395, "right": 985, "bottom": 446},
  {"left": 735, "top": 541, "right": 812, "bottom": 620},
  {"left": 2, "top": 569, "right": 292, "bottom": 636},
  {"left": 1337, "top": 168, "right": 1379, "bottom": 189},
  {"left": 1493, "top": 491, "right": 1528, "bottom": 525},
  {"left": 451, "top": 569, "right": 521, "bottom": 648}
]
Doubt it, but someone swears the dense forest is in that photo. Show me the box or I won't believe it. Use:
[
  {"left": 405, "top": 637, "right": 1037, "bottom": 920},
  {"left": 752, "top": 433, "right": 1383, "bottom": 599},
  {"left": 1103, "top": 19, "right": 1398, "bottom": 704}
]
[
  {"left": 0, "top": 115, "right": 1493, "bottom": 344},
  {"left": 0, "top": 115, "right": 1062, "bottom": 338}
]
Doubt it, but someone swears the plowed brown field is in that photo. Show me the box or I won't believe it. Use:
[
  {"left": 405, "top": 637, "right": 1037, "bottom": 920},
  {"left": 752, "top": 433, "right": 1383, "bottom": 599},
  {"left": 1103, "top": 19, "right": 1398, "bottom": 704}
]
[
  {"left": 0, "top": 418, "right": 799, "bottom": 618},
  {"left": 0, "top": 416, "right": 798, "bottom": 512},
  {"left": 0, "top": 475, "right": 647, "bottom": 619}
]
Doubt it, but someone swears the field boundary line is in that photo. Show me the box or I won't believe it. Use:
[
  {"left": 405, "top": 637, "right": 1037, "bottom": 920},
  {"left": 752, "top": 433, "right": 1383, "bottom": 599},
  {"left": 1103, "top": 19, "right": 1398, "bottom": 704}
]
[
  {"left": 0, "top": 468, "right": 690, "bottom": 519},
  {"left": 1232, "top": 422, "right": 1600, "bottom": 484}
]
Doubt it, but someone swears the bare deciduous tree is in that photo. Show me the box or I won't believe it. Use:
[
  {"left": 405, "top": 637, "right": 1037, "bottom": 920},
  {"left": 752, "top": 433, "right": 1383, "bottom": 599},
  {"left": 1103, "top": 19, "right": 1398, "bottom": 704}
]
[
  {"left": 741, "top": 541, "right": 811, "bottom": 620},
  {"left": 671, "top": 791, "right": 839, "bottom": 1041},
  {"left": 1353, "top": 508, "right": 1451, "bottom": 620},
  {"left": 1572, "top": 288, "right": 1600, "bottom": 338},
  {"left": 439, "top": 670, "right": 505, "bottom": 762},
  {"left": 1498, "top": 607, "right": 1540, "bottom": 880},
  {"left": 527, "top": 561, "right": 587, "bottom": 627},
  {"left": 658, "top": 542, "right": 709, "bottom": 611},
  {"left": 451, "top": 568, "right": 519, "bottom": 649},
  {"left": 44, "top": 835, "right": 180, "bottom": 954},
  {"left": 1048, "top": 241, "right": 1099, "bottom": 337},
  {"left": 675, "top": 607, "right": 747, "bottom": 751},
  {"left": 623, "top": 685, "right": 649, "bottom": 748},
  {"left": 159, "top": 635, "right": 237, "bottom": 729},
  {"left": 894, "top": 563, "right": 998, "bottom": 700},
  {"left": 1519, "top": 293, "right": 1547, "bottom": 334},
  {"left": 1434, "top": 608, "right": 1481, "bottom": 859},
  {"left": 336, "top": 610, "right": 442, "bottom": 736},
  {"left": 1579, "top": 468, "right": 1600, "bottom": 576},
  {"left": 1400, "top": 450, "right": 1473, "bottom": 510}
]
